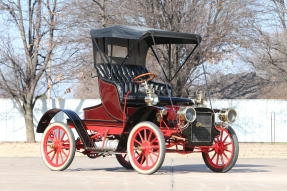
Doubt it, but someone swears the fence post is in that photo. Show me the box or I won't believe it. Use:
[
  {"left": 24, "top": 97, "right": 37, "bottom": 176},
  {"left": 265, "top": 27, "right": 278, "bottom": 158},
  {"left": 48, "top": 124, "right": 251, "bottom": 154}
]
[
  {"left": 271, "top": 112, "right": 273, "bottom": 143},
  {"left": 274, "top": 112, "right": 276, "bottom": 143},
  {"left": 270, "top": 112, "right": 276, "bottom": 144}
]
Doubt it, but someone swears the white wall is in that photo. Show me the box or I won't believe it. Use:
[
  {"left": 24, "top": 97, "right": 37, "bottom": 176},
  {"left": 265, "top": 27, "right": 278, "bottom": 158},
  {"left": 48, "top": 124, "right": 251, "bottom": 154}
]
[
  {"left": 0, "top": 99, "right": 100, "bottom": 142},
  {"left": 212, "top": 99, "right": 287, "bottom": 142},
  {"left": 0, "top": 98, "right": 286, "bottom": 142}
]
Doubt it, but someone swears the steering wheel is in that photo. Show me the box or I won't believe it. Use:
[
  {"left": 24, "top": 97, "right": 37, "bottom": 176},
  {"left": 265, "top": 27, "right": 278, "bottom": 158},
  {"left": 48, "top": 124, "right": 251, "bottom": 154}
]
[{"left": 132, "top": 72, "right": 157, "bottom": 84}]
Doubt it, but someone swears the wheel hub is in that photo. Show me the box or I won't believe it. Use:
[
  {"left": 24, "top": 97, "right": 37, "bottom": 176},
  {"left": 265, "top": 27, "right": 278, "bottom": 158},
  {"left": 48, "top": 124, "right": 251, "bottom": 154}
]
[
  {"left": 51, "top": 140, "right": 63, "bottom": 150},
  {"left": 138, "top": 141, "right": 152, "bottom": 153},
  {"left": 215, "top": 142, "right": 225, "bottom": 154}
]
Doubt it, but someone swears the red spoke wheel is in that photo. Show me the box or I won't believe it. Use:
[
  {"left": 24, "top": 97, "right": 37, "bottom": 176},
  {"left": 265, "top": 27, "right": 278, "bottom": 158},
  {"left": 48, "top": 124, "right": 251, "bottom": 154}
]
[
  {"left": 41, "top": 122, "right": 76, "bottom": 171},
  {"left": 116, "top": 154, "right": 133, "bottom": 169},
  {"left": 202, "top": 126, "right": 239, "bottom": 172},
  {"left": 127, "top": 121, "right": 165, "bottom": 175}
]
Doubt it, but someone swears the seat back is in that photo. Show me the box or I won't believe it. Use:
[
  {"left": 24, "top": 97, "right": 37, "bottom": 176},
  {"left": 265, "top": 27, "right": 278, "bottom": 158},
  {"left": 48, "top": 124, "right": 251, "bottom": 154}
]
[
  {"left": 95, "top": 64, "right": 147, "bottom": 81},
  {"left": 95, "top": 64, "right": 171, "bottom": 100}
]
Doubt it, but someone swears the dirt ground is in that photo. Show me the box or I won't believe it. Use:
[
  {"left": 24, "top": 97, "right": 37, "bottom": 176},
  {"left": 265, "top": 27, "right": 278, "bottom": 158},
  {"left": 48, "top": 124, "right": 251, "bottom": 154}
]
[{"left": 0, "top": 142, "right": 286, "bottom": 158}]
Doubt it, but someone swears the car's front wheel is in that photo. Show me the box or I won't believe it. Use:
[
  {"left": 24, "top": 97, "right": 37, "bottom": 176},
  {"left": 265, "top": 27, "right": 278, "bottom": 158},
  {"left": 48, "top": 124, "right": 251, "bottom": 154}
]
[
  {"left": 127, "top": 121, "right": 166, "bottom": 175},
  {"left": 202, "top": 126, "right": 239, "bottom": 172}
]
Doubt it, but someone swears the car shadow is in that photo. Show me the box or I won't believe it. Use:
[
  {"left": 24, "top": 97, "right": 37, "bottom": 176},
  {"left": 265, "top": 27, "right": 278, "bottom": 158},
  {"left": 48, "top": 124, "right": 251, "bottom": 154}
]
[
  {"left": 67, "top": 163, "right": 271, "bottom": 174},
  {"left": 67, "top": 167, "right": 132, "bottom": 173},
  {"left": 159, "top": 163, "right": 271, "bottom": 174}
]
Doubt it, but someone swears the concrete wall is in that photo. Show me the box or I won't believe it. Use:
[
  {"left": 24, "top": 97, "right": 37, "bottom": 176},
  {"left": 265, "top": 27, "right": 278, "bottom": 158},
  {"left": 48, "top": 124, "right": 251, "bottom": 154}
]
[
  {"left": 0, "top": 99, "right": 100, "bottom": 142},
  {"left": 0, "top": 98, "right": 286, "bottom": 142},
  {"left": 212, "top": 99, "right": 287, "bottom": 142}
]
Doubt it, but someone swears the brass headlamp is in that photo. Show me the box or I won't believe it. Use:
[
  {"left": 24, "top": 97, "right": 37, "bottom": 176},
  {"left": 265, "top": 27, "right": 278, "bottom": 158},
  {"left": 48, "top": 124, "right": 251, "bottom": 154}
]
[
  {"left": 218, "top": 108, "right": 237, "bottom": 123},
  {"left": 177, "top": 107, "right": 197, "bottom": 123}
]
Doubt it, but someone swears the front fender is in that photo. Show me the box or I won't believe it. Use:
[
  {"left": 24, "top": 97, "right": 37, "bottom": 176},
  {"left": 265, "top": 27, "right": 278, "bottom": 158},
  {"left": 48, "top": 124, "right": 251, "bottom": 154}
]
[
  {"left": 124, "top": 106, "right": 160, "bottom": 133},
  {"left": 37, "top": 108, "right": 94, "bottom": 148},
  {"left": 116, "top": 106, "right": 161, "bottom": 152}
]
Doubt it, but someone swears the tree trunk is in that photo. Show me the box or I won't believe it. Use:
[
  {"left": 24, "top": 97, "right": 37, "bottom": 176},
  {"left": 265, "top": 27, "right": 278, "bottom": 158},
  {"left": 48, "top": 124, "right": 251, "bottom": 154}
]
[{"left": 24, "top": 105, "right": 35, "bottom": 143}]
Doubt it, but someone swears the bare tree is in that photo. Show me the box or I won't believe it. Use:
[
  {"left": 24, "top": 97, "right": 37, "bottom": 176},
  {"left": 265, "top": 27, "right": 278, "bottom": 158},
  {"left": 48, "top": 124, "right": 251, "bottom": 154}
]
[
  {"left": 240, "top": 0, "right": 287, "bottom": 98},
  {"left": 0, "top": 0, "right": 77, "bottom": 142},
  {"left": 271, "top": 0, "right": 287, "bottom": 30},
  {"left": 207, "top": 72, "right": 269, "bottom": 98},
  {"left": 68, "top": 0, "right": 257, "bottom": 98},
  {"left": 63, "top": 0, "right": 130, "bottom": 98},
  {"left": 119, "top": 0, "right": 257, "bottom": 96}
]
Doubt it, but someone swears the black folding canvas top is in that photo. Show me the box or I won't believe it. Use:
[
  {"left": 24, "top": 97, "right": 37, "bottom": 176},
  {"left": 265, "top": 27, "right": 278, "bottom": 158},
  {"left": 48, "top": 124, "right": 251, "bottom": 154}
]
[{"left": 90, "top": 25, "right": 201, "bottom": 45}]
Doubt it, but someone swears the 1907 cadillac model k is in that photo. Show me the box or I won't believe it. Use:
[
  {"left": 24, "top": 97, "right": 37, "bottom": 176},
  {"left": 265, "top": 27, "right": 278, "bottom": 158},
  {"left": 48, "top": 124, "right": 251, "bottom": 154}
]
[{"left": 37, "top": 25, "right": 239, "bottom": 174}]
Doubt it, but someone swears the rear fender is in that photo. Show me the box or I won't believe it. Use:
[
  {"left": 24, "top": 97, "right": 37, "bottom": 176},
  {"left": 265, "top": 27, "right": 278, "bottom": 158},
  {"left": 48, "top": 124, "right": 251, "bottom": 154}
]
[{"left": 36, "top": 108, "right": 94, "bottom": 148}]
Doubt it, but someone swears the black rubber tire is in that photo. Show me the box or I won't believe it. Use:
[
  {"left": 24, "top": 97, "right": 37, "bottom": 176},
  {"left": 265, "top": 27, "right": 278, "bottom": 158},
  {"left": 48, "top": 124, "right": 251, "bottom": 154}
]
[
  {"left": 202, "top": 126, "right": 239, "bottom": 173},
  {"left": 115, "top": 154, "right": 133, "bottom": 169}
]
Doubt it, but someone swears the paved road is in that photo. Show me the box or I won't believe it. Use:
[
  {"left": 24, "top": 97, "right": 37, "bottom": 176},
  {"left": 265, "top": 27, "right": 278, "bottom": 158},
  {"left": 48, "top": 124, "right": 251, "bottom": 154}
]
[{"left": 0, "top": 156, "right": 286, "bottom": 191}]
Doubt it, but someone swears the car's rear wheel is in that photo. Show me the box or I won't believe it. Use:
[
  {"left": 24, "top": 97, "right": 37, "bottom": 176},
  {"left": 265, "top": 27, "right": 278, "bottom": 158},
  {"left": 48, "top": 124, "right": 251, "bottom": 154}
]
[
  {"left": 116, "top": 153, "right": 133, "bottom": 169},
  {"left": 202, "top": 126, "right": 239, "bottom": 172},
  {"left": 41, "top": 122, "right": 76, "bottom": 171},
  {"left": 127, "top": 121, "right": 166, "bottom": 175}
]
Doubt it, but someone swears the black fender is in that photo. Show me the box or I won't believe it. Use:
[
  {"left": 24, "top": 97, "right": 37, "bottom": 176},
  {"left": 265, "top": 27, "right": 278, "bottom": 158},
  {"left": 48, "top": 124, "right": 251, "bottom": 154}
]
[
  {"left": 36, "top": 108, "right": 94, "bottom": 148},
  {"left": 124, "top": 106, "right": 160, "bottom": 133},
  {"left": 116, "top": 106, "right": 160, "bottom": 152}
]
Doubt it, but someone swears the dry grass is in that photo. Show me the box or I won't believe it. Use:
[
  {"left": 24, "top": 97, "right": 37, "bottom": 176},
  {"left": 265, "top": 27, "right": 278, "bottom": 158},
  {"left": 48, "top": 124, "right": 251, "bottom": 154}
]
[
  {"left": 239, "top": 142, "right": 287, "bottom": 158},
  {"left": 0, "top": 142, "right": 286, "bottom": 158},
  {"left": 0, "top": 142, "right": 40, "bottom": 157}
]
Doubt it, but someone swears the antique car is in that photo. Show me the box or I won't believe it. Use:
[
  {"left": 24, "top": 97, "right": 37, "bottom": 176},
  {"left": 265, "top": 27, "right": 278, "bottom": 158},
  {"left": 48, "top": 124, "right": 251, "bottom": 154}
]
[{"left": 37, "top": 25, "right": 239, "bottom": 174}]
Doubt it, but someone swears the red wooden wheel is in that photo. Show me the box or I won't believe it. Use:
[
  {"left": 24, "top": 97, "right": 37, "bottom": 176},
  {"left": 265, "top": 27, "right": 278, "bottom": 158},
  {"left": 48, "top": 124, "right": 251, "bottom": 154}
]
[
  {"left": 127, "top": 121, "right": 165, "bottom": 174},
  {"left": 202, "top": 126, "right": 239, "bottom": 172},
  {"left": 41, "top": 122, "right": 75, "bottom": 171}
]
